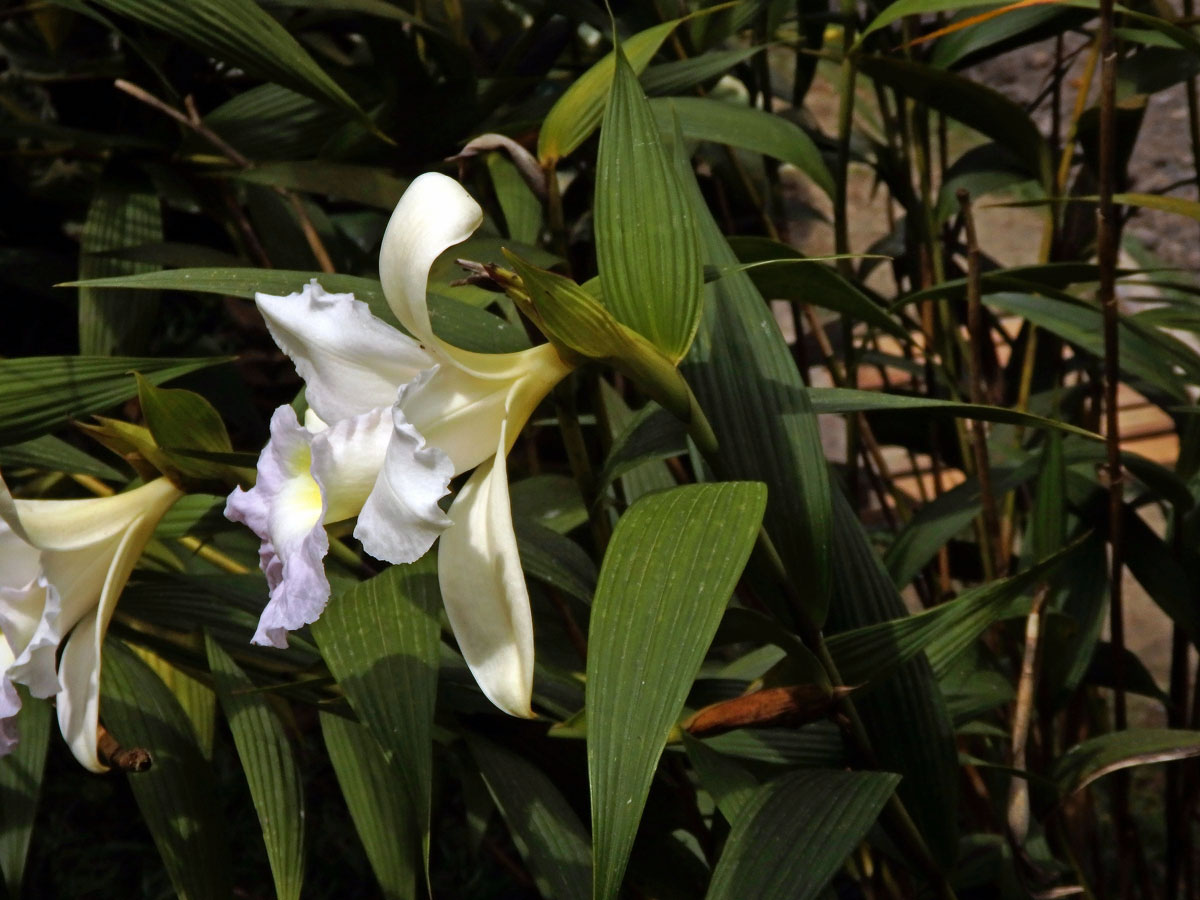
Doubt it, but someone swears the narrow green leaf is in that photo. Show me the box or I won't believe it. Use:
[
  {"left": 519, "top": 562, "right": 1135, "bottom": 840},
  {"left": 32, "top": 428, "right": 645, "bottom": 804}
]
[
  {"left": 320, "top": 711, "right": 418, "bottom": 900},
  {"left": 0, "top": 434, "right": 125, "bottom": 480},
  {"left": 597, "top": 385, "right": 680, "bottom": 502},
  {"left": 726, "top": 235, "right": 908, "bottom": 339},
  {"left": 705, "top": 769, "right": 900, "bottom": 900},
  {"left": 640, "top": 46, "right": 766, "bottom": 96},
  {"left": 595, "top": 48, "right": 702, "bottom": 362},
  {"left": 100, "top": 638, "right": 230, "bottom": 900},
  {"left": 1114, "top": 191, "right": 1200, "bottom": 222},
  {"left": 538, "top": 19, "right": 680, "bottom": 163},
  {"left": 309, "top": 559, "right": 441, "bottom": 883},
  {"left": 469, "top": 737, "right": 593, "bottom": 900},
  {"left": 88, "top": 0, "right": 368, "bottom": 118},
  {"left": 136, "top": 374, "right": 236, "bottom": 481},
  {"left": 587, "top": 483, "right": 766, "bottom": 900},
  {"left": 1053, "top": 729, "right": 1200, "bottom": 797},
  {"left": 514, "top": 519, "right": 597, "bottom": 605},
  {"left": 0, "top": 690, "right": 50, "bottom": 899},
  {"left": 0, "top": 356, "right": 229, "bottom": 446},
  {"left": 486, "top": 152, "right": 542, "bottom": 244},
  {"left": 203, "top": 84, "right": 344, "bottom": 161},
  {"left": 226, "top": 162, "right": 408, "bottom": 209},
  {"left": 651, "top": 96, "right": 833, "bottom": 197},
  {"left": 67, "top": 268, "right": 530, "bottom": 354},
  {"left": 206, "top": 635, "right": 305, "bottom": 900},
  {"left": 78, "top": 181, "right": 162, "bottom": 355},
  {"left": 681, "top": 733, "right": 759, "bottom": 825}
]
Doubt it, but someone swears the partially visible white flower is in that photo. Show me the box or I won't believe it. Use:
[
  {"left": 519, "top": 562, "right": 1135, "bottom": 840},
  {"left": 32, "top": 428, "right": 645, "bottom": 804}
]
[
  {"left": 227, "top": 173, "right": 573, "bottom": 717},
  {"left": 0, "top": 476, "right": 183, "bottom": 771}
]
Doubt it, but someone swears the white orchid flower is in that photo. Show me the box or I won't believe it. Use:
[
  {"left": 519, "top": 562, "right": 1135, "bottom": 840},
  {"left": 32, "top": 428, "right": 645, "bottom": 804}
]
[
  {"left": 227, "top": 172, "right": 573, "bottom": 717},
  {"left": 0, "top": 475, "right": 183, "bottom": 771}
]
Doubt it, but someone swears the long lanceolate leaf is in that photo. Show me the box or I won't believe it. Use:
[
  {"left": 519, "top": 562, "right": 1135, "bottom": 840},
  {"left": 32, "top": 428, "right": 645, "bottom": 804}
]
[
  {"left": 705, "top": 770, "right": 900, "bottom": 900},
  {"left": 87, "top": 0, "right": 367, "bottom": 118},
  {"left": 100, "top": 639, "right": 231, "bottom": 900},
  {"left": 320, "top": 712, "right": 419, "bottom": 900},
  {"left": 0, "top": 355, "right": 229, "bottom": 446},
  {"left": 587, "top": 483, "right": 766, "bottom": 900},
  {"left": 0, "top": 690, "right": 50, "bottom": 899},
  {"left": 825, "top": 489, "right": 960, "bottom": 870},
  {"left": 310, "top": 560, "right": 441, "bottom": 890},
  {"left": 78, "top": 180, "right": 162, "bottom": 356},
  {"left": 595, "top": 46, "right": 702, "bottom": 363},
  {"left": 206, "top": 636, "right": 306, "bottom": 900},
  {"left": 677, "top": 146, "right": 833, "bottom": 625}
]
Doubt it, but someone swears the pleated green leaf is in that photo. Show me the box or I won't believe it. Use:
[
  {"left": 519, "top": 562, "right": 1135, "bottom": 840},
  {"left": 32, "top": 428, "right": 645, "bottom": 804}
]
[
  {"left": 587, "top": 482, "right": 766, "bottom": 900},
  {"left": 0, "top": 355, "right": 228, "bottom": 446},
  {"left": 309, "top": 559, "right": 441, "bottom": 882},
  {"left": 320, "top": 711, "right": 419, "bottom": 900},
  {"left": 0, "top": 434, "right": 125, "bottom": 480},
  {"left": 538, "top": 19, "right": 680, "bottom": 164},
  {"left": 67, "top": 268, "right": 530, "bottom": 354},
  {"left": 205, "top": 635, "right": 305, "bottom": 900},
  {"left": 829, "top": 542, "right": 1078, "bottom": 685},
  {"left": 705, "top": 769, "right": 899, "bottom": 900},
  {"left": 1052, "top": 729, "right": 1200, "bottom": 797},
  {"left": 650, "top": 97, "right": 833, "bottom": 197},
  {"left": 100, "top": 638, "right": 230, "bottom": 900},
  {"left": 825, "top": 489, "right": 959, "bottom": 869},
  {"left": 78, "top": 181, "right": 162, "bottom": 356},
  {"left": 677, "top": 145, "right": 833, "bottom": 623},
  {"left": 0, "top": 690, "right": 50, "bottom": 899},
  {"left": 88, "top": 0, "right": 367, "bottom": 118},
  {"left": 595, "top": 46, "right": 702, "bottom": 363},
  {"left": 470, "top": 737, "right": 593, "bottom": 900}
]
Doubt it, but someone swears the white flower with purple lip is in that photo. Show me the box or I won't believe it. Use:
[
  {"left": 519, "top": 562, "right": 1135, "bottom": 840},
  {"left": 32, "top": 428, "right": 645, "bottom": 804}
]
[
  {"left": 226, "top": 173, "right": 573, "bottom": 717},
  {"left": 0, "top": 475, "right": 183, "bottom": 771}
]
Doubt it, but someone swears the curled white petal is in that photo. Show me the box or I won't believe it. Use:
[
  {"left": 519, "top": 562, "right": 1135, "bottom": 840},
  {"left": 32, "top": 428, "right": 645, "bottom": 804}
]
[
  {"left": 379, "top": 172, "right": 483, "bottom": 348},
  {"left": 438, "top": 419, "right": 535, "bottom": 718},
  {"left": 0, "top": 618, "right": 22, "bottom": 755},
  {"left": 255, "top": 281, "right": 433, "bottom": 423},
  {"left": 355, "top": 388, "right": 454, "bottom": 565},
  {"left": 225, "top": 406, "right": 330, "bottom": 648}
]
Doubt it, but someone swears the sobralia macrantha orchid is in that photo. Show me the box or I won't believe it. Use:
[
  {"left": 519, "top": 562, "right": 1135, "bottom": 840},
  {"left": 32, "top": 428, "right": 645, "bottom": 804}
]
[
  {"left": 226, "top": 172, "right": 574, "bottom": 718},
  {"left": 0, "top": 475, "right": 183, "bottom": 771}
]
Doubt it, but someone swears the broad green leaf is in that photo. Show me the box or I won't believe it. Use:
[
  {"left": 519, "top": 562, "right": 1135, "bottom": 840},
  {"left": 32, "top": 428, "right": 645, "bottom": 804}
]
[
  {"left": 262, "top": 0, "right": 423, "bottom": 25},
  {"left": 726, "top": 236, "right": 909, "bottom": 340},
  {"left": 206, "top": 635, "right": 305, "bottom": 900},
  {"left": 678, "top": 144, "right": 833, "bottom": 624},
  {"left": 705, "top": 769, "right": 900, "bottom": 900},
  {"left": 0, "top": 690, "right": 50, "bottom": 899},
  {"left": 203, "top": 84, "right": 345, "bottom": 161},
  {"left": 100, "top": 638, "right": 230, "bottom": 900},
  {"left": 514, "top": 518, "right": 597, "bottom": 605},
  {"left": 509, "top": 474, "right": 587, "bottom": 534},
  {"left": 588, "top": 483, "right": 766, "bottom": 900},
  {"left": 131, "top": 646, "right": 217, "bottom": 760},
  {"left": 825, "top": 488, "right": 959, "bottom": 868},
  {"left": 320, "top": 711, "right": 419, "bottom": 900},
  {"left": 78, "top": 181, "right": 162, "bottom": 355},
  {"left": 66, "top": 268, "right": 530, "bottom": 354},
  {"left": 538, "top": 19, "right": 680, "bottom": 163},
  {"left": 136, "top": 374, "right": 236, "bottom": 481},
  {"left": 469, "top": 737, "right": 593, "bottom": 900},
  {"left": 0, "top": 434, "right": 125, "bottom": 480},
  {"left": 227, "top": 162, "right": 408, "bottom": 209},
  {"left": 597, "top": 384, "right": 680, "bottom": 502},
  {"left": 651, "top": 97, "right": 834, "bottom": 197},
  {"left": 88, "top": 0, "right": 368, "bottom": 119},
  {"left": 486, "top": 152, "right": 542, "bottom": 245},
  {"left": 595, "top": 48, "right": 702, "bottom": 363},
  {"left": 310, "top": 559, "right": 441, "bottom": 884},
  {"left": 0, "top": 355, "right": 229, "bottom": 446},
  {"left": 1052, "top": 729, "right": 1200, "bottom": 797},
  {"left": 858, "top": 55, "right": 1051, "bottom": 185}
]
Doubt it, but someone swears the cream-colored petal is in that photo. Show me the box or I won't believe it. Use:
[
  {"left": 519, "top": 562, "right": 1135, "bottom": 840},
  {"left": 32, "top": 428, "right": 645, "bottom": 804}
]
[
  {"left": 438, "top": 420, "right": 535, "bottom": 718},
  {"left": 256, "top": 281, "right": 433, "bottom": 423},
  {"left": 6, "top": 478, "right": 181, "bottom": 553},
  {"left": 378, "top": 172, "right": 483, "bottom": 348}
]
